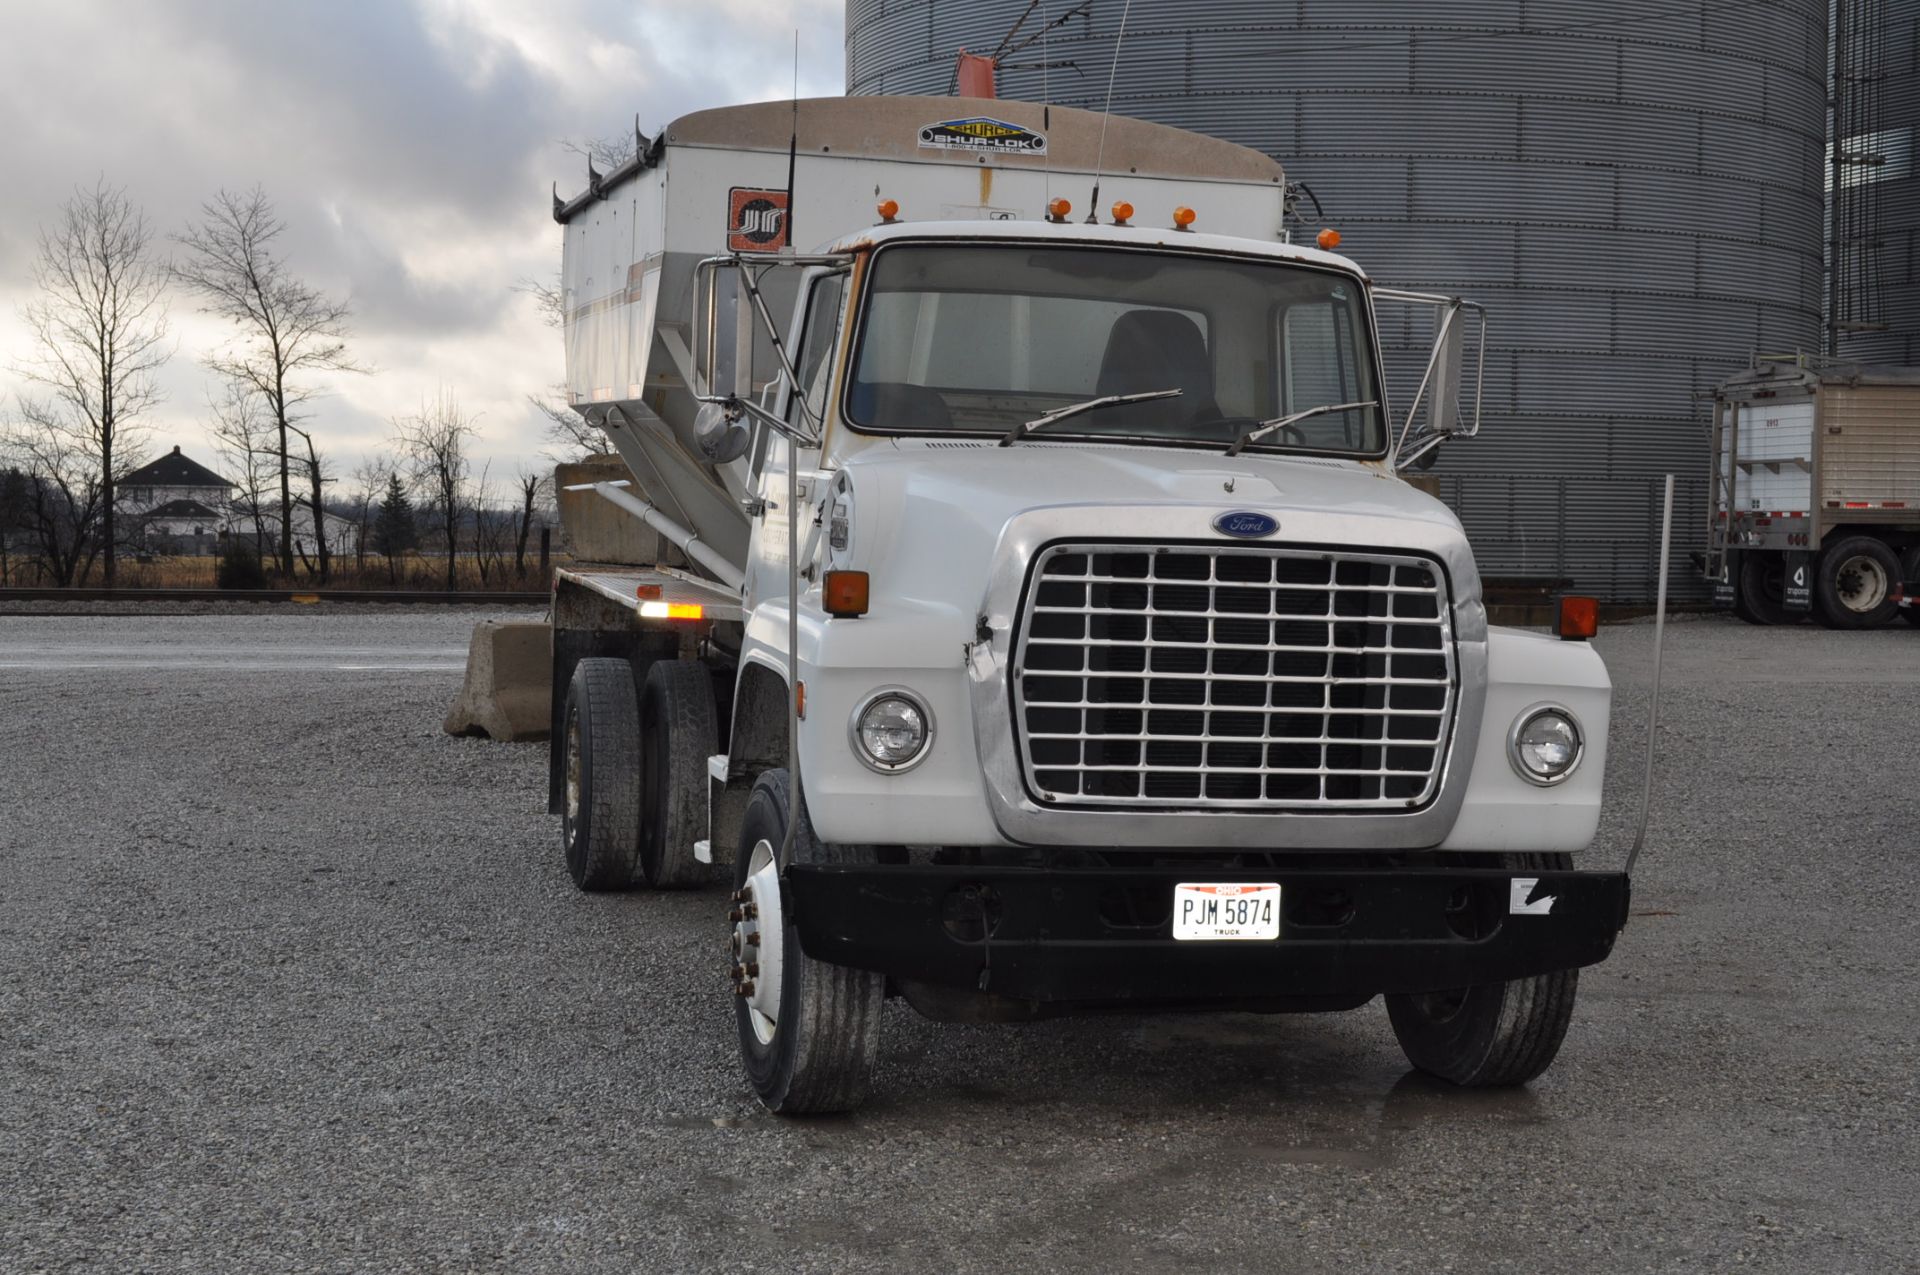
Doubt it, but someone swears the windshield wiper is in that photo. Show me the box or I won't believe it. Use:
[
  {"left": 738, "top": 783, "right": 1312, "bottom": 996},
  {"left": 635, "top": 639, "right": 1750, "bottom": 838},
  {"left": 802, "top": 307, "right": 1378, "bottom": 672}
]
[
  {"left": 998, "top": 389, "right": 1182, "bottom": 447},
  {"left": 1223, "top": 400, "right": 1379, "bottom": 458}
]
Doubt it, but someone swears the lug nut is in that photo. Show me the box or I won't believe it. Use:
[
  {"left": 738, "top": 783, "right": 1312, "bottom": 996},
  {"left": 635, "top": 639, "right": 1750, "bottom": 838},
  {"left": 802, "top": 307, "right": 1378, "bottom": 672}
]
[
  {"left": 743, "top": 962, "right": 760, "bottom": 978},
  {"left": 742, "top": 903, "right": 758, "bottom": 920},
  {"left": 727, "top": 907, "right": 744, "bottom": 923},
  {"left": 736, "top": 980, "right": 755, "bottom": 998}
]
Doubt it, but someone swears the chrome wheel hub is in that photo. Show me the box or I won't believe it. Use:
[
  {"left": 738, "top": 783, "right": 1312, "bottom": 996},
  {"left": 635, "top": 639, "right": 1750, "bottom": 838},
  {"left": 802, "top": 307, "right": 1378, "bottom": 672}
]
[{"left": 730, "top": 839, "right": 784, "bottom": 1044}]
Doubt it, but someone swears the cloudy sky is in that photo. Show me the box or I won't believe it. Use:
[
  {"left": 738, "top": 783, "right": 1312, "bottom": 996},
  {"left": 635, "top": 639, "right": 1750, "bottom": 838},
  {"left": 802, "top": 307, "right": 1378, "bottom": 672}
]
[{"left": 0, "top": 0, "right": 844, "bottom": 485}]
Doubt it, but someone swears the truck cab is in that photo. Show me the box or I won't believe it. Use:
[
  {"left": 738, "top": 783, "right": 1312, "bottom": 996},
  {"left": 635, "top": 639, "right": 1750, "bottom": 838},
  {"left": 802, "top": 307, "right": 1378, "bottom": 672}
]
[{"left": 545, "top": 97, "right": 1628, "bottom": 1112}]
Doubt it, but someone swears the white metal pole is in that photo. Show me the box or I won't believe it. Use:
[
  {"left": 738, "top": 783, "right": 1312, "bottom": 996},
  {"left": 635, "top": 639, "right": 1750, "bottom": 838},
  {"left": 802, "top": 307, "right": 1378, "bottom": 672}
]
[{"left": 1626, "top": 473, "right": 1674, "bottom": 876}]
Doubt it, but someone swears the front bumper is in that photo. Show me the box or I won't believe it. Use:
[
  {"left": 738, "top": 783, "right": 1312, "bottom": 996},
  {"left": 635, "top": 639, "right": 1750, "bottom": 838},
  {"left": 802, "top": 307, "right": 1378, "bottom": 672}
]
[{"left": 788, "top": 865, "right": 1629, "bottom": 1003}]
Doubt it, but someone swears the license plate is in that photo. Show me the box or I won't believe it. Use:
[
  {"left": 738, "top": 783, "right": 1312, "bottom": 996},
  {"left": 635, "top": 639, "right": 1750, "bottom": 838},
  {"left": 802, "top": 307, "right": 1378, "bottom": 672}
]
[{"left": 1173, "top": 882, "right": 1281, "bottom": 941}]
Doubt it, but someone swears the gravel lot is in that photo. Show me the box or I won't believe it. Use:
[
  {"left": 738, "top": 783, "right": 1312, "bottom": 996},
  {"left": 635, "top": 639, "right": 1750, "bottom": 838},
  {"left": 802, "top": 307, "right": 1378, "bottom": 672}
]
[{"left": 2, "top": 610, "right": 1915, "bottom": 1272}]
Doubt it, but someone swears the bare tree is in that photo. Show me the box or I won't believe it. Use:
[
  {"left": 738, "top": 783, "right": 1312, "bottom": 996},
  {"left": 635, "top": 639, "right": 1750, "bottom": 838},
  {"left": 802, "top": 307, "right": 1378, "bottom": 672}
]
[
  {"left": 397, "top": 391, "right": 476, "bottom": 591},
  {"left": 531, "top": 393, "right": 608, "bottom": 461},
  {"left": 513, "top": 468, "right": 547, "bottom": 580},
  {"left": 14, "top": 180, "right": 171, "bottom": 585},
  {"left": 285, "top": 423, "right": 333, "bottom": 580},
  {"left": 0, "top": 410, "right": 112, "bottom": 586},
  {"left": 173, "top": 187, "right": 361, "bottom": 578},
  {"left": 346, "top": 455, "right": 396, "bottom": 573},
  {"left": 207, "top": 378, "right": 274, "bottom": 559}
]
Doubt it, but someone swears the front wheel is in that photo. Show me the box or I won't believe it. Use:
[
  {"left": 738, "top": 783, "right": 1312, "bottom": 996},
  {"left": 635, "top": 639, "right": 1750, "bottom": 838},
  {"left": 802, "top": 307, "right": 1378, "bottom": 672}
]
[
  {"left": 731, "top": 770, "right": 885, "bottom": 1114},
  {"left": 1384, "top": 853, "right": 1578, "bottom": 1087}
]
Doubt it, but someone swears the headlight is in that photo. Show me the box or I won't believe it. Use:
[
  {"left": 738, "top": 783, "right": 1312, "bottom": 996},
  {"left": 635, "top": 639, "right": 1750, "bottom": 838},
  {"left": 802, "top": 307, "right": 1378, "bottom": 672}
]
[
  {"left": 1507, "top": 705, "right": 1583, "bottom": 786},
  {"left": 851, "top": 690, "right": 933, "bottom": 773}
]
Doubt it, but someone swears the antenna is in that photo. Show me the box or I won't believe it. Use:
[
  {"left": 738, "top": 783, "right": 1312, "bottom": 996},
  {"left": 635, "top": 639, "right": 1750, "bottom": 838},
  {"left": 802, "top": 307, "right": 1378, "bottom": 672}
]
[
  {"left": 785, "top": 30, "right": 799, "bottom": 249},
  {"left": 1087, "top": 0, "right": 1135, "bottom": 222}
]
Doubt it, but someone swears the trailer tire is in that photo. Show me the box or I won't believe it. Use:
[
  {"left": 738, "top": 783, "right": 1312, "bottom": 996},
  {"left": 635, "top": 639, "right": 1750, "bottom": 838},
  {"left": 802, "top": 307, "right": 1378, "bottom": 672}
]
[
  {"left": 732, "top": 770, "right": 884, "bottom": 1114},
  {"left": 1734, "top": 552, "right": 1800, "bottom": 626},
  {"left": 1814, "top": 535, "right": 1899, "bottom": 629},
  {"left": 1385, "top": 853, "right": 1578, "bottom": 1087},
  {"left": 637, "top": 660, "right": 717, "bottom": 889},
  {"left": 559, "top": 658, "right": 643, "bottom": 892},
  {"left": 1901, "top": 545, "right": 1920, "bottom": 625}
]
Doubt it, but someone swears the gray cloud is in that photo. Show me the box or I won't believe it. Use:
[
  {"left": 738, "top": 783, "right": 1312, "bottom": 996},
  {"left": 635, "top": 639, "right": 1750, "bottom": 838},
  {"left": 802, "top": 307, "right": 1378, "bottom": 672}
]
[{"left": 0, "top": 0, "right": 845, "bottom": 474}]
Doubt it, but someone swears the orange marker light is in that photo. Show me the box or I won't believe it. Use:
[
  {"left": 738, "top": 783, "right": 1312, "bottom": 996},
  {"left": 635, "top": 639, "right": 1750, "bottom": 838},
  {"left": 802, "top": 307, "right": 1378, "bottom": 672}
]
[
  {"left": 824, "top": 570, "right": 871, "bottom": 618},
  {"left": 635, "top": 583, "right": 663, "bottom": 601},
  {"left": 795, "top": 680, "right": 806, "bottom": 719},
  {"left": 1046, "top": 197, "right": 1072, "bottom": 223},
  {"left": 1110, "top": 201, "right": 1134, "bottom": 225},
  {"left": 1557, "top": 595, "right": 1598, "bottom": 641},
  {"left": 1172, "top": 205, "right": 1197, "bottom": 229},
  {"left": 877, "top": 198, "right": 900, "bottom": 223},
  {"left": 1317, "top": 227, "right": 1343, "bottom": 251},
  {"left": 639, "top": 601, "right": 705, "bottom": 621}
]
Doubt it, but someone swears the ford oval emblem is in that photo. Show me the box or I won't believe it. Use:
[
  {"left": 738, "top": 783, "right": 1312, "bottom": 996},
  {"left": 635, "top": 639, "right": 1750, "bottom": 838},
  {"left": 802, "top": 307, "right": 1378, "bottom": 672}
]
[{"left": 1213, "top": 510, "right": 1280, "bottom": 539}]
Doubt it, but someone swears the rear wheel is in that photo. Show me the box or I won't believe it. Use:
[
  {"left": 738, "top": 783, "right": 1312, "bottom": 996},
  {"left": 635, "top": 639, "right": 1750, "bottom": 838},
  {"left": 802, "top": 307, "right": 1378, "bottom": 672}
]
[
  {"left": 1385, "top": 853, "right": 1578, "bottom": 1087},
  {"left": 731, "top": 770, "right": 885, "bottom": 1114},
  {"left": 1900, "top": 545, "right": 1920, "bottom": 626},
  {"left": 1735, "top": 552, "right": 1800, "bottom": 626},
  {"left": 560, "top": 658, "right": 642, "bottom": 892},
  {"left": 636, "top": 660, "right": 717, "bottom": 889},
  {"left": 1814, "top": 535, "right": 1899, "bottom": 629}
]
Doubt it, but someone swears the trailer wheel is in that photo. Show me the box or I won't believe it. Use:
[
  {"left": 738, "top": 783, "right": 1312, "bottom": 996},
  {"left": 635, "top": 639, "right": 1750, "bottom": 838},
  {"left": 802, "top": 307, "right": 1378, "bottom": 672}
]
[
  {"left": 1814, "top": 536, "right": 1899, "bottom": 629},
  {"left": 559, "top": 658, "right": 643, "bottom": 892},
  {"left": 1385, "top": 853, "right": 1578, "bottom": 1087},
  {"left": 637, "top": 660, "right": 717, "bottom": 889},
  {"left": 731, "top": 770, "right": 884, "bottom": 1114},
  {"left": 1734, "top": 553, "right": 1800, "bottom": 626},
  {"left": 1901, "top": 545, "right": 1920, "bottom": 626}
]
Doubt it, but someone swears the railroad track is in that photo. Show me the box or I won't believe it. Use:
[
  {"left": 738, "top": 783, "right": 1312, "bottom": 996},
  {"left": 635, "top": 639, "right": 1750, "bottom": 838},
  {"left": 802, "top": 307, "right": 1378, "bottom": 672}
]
[{"left": 0, "top": 587, "right": 548, "bottom": 605}]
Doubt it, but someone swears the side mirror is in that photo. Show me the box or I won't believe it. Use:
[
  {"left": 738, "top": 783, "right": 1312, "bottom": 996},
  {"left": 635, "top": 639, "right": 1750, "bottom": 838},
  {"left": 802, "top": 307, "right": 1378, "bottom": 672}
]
[
  {"left": 694, "top": 399, "right": 752, "bottom": 463},
  {"left": 1373, "top": 289, "right": 1486, "bottom": 471}
]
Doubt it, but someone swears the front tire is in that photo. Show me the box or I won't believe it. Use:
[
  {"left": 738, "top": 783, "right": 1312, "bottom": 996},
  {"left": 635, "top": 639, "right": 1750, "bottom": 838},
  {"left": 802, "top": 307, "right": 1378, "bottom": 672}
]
[
  {"left": 560, "top": 658, "right": 642, "bottom": 892},
  {"left": 731, "top": 770, "right": 884, "bottom": 1114},
  {"left": 1385, "top": 853, "right": 1578, "bottom": 1087}
]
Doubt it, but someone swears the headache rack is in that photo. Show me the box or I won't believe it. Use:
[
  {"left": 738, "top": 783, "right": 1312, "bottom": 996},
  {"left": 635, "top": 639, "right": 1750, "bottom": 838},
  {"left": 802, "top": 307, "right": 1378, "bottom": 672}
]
[{"left": 1012, "top": 543, "right": 1457, "bottom": 811}]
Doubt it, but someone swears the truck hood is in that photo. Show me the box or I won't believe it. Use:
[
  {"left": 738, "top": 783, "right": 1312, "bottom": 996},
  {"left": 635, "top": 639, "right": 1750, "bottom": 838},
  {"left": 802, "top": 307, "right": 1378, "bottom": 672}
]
[{"left": 832, "top": 437, "right": 1471, "bottom": 612}]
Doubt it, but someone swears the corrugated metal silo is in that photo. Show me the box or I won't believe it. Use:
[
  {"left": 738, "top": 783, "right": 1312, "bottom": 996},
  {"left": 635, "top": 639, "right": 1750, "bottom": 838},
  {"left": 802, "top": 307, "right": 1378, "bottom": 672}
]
[
  {"left": 846, "top": 0, "right": 1831, "bottom": 601},
  {"left": 1835, "top": 0, "right": 1919, "bottom": 364}
]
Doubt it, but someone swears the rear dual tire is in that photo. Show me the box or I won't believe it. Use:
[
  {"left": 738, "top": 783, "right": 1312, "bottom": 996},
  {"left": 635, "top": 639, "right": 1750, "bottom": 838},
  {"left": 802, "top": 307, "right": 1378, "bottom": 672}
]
[
  {"left": 560, "top": 657, "right": 716, "bottom": 892},
  {"left": 1814, "top": 536, "right": 1900, "bottom": 629}
]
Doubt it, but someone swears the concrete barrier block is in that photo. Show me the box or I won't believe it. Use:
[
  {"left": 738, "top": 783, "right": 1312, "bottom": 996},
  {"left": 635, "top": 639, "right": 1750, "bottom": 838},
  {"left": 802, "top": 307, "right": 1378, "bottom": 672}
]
[{"left": 444, "top": 620, "right": 553, "bottom": 742}]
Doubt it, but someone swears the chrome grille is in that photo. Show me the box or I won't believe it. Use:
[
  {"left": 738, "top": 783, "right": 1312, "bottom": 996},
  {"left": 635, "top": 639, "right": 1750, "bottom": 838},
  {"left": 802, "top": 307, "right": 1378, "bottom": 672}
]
[{"left": 1014, "top": 543, "right": 1456, "bottom": 810}]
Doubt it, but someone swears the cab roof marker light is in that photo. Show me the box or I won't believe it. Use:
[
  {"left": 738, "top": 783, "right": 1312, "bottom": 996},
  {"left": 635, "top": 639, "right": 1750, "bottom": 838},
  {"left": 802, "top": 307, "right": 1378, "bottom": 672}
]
[
  {"left": 1317, "top": 228, "right": 1343, "bottom": 251},
  {"left": 1046, "top": 198, "right": 1072, "bottom": 224},
  {"left": 1172, "top": 206, "right": 1197, "bottom": 230},
  {"left": 1110, "top": 201, "right": 1134, "bottom": 226},
  {"left": 877, "top": 198, "right": 899, "bottom": 223}
]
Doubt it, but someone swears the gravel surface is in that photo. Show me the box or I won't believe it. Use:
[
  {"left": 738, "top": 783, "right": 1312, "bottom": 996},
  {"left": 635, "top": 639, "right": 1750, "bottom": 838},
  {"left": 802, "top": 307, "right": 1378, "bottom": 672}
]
[{"left": 1, "top": 611, "right": 1915, "bottom": 1272}]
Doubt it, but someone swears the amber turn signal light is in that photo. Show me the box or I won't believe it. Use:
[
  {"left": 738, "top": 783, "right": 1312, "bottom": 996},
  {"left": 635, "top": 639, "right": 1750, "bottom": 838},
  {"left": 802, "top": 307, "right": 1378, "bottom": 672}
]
[
  {"left": 824, "top": 570, "right": 870, "bottom": 618},
  {"left": 1172, "top": 206, "right": 1197, "bottom": 229},
  {"left": 1317, "top": 228, "right": 1343, "bottom": 251},
  {"left": 1110, "top": 201, "right": 1134, "bottom": 226},
  {"left": 1046, "top": 197, "right": 1072, "bottom": 223},
  {"left": 1557, "top": 595, "right": 1598, "bottom": 641},
  {"left": 877, "top": 198, "right": 899, "bottom": 223}
]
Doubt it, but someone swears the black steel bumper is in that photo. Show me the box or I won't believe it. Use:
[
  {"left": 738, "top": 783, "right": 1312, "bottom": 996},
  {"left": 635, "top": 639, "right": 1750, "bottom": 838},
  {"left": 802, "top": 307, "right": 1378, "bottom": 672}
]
[{"left": 788, "top": 865, "right": 1630, "bottom": 1003}]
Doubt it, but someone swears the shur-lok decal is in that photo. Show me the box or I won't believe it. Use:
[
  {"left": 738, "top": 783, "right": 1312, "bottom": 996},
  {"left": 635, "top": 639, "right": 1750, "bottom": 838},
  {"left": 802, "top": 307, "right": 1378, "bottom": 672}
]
[
  {"left": 727, "top": 188, "right": 790, "bottom": 252},
  {"left": 918, "top": 117, "right": 1048, "bottom": 156}
]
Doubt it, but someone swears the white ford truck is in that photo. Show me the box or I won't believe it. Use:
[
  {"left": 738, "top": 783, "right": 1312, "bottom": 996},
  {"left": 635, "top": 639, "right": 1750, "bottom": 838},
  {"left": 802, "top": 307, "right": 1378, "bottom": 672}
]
[{"left": 546, "top": 96, "right": 1626, "bottom": 1112}]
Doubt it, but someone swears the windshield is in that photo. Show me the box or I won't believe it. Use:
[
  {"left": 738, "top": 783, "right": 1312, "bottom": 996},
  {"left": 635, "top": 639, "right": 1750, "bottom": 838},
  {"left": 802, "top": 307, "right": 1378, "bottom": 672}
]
[{"left": 845, "top": 242, "right": 1384, "bottom": 454}]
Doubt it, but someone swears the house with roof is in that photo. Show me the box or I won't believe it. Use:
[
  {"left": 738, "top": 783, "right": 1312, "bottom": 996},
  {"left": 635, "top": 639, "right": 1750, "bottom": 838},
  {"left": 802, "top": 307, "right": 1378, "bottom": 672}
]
[{"left": 119, "top": 446, "right": 235, "bottom": 555}]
